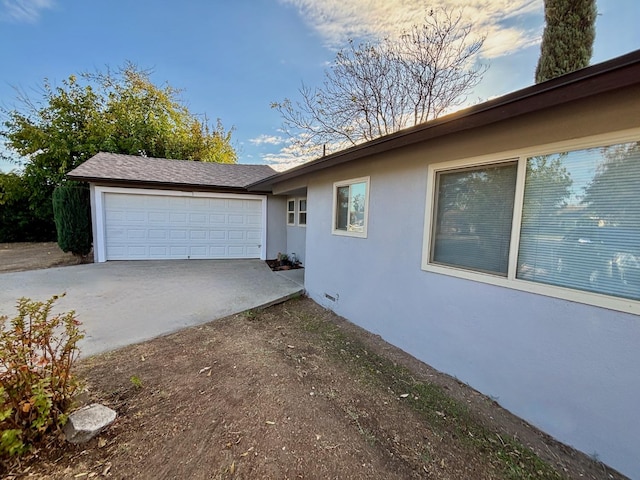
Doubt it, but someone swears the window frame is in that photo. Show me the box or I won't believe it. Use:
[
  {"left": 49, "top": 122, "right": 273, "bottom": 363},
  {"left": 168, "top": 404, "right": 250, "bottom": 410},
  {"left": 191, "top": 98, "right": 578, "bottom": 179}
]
[
  {"left": 332, "top": 176, "right": 370, "bottom": 238},
  {"left": 287, "top": 198, "right": 296, "bottom": 226},
  {"left": 298, "top": 198, "right": 307, "bottom": 227},
  {"left": 421, "top": 128, "right": 640, "bottom": 315}
]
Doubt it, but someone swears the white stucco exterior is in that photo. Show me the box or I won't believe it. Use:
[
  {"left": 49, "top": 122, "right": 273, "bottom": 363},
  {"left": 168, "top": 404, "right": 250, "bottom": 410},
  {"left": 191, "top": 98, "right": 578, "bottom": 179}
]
[{"left": 272, "top": 83, "right": 640, "bottom": 478}]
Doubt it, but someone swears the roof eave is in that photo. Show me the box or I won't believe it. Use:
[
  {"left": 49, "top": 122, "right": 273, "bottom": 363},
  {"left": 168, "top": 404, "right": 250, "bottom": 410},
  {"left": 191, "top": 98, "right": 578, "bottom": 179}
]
[
  {"left": 66, "top": 174, "right": 252, "bottom": 193},
  {"left": 249, "top": 49, "right": 640, "bottom": 190}
]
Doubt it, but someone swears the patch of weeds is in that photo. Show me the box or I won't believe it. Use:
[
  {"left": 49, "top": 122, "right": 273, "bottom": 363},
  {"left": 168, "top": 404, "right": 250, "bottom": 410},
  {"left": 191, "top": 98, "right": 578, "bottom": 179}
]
[
  {"left": 129, "top": 376, "right": 143, "bottom": 389},
  {"left": 419, "top": 445, "right": 432, "bottom": 464},
  {"left": 346, "top": 408, "right": 377, "bottom": 446},
  {"left": 291, "top": 311, "right": 565, "bottom": 480}
]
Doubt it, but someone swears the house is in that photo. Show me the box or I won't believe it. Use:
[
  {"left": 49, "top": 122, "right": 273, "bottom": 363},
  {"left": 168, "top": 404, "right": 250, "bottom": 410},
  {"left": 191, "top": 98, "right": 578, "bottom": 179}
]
[{"left": 69, "top": 49, "right": 640, "bottom": 478}]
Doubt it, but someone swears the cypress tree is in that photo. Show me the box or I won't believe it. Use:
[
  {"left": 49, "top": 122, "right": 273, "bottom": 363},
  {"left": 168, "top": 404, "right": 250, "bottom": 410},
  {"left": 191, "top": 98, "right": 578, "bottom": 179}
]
[
  {"left": 52, "top": 182, "right": 92, "bottom": 257},
  {"left": 535, "top": 0, "right": 597, "bottom": 83}
]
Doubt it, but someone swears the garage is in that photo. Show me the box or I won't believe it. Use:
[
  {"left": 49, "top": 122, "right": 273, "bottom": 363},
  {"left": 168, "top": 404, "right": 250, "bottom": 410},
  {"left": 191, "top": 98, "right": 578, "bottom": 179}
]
[
  {"left": 100, "top": 189, "right": 265, "bottom": 260},
  {"left": 67, "top": 153, "right": 276, "bottom": 263}
]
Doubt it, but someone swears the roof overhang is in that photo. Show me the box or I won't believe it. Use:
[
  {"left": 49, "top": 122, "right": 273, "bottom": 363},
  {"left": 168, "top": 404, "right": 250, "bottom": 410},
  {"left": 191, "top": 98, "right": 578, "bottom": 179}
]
[{"left": 248, "top": 49, "right": 640, "bottom": 191}]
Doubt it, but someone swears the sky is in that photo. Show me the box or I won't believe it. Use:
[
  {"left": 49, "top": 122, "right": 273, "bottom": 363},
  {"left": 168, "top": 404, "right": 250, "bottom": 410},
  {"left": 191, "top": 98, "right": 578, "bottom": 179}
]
[{"left": 0, "top": 0, "right": 639, "bottom": 173}]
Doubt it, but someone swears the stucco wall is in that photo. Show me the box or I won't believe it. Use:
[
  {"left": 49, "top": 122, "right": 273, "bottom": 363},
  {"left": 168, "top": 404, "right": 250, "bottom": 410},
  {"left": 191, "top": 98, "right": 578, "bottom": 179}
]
[
  {"left": 266, "top": 195, "right": 287, "bottom": 260},
  {"left": 286, "top": 225, "right": 306, "bottom": 264},
  {"left": 288, "top": 86, "right": 640, "bottom": 477}
]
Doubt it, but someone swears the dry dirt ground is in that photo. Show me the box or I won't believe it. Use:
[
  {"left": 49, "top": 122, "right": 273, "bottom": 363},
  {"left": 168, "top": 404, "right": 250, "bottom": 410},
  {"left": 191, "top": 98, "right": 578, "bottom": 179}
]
[
  {"left": 0, "top": 244, "right": 628, "bottom": 479},
  {"left": 0, "top": 242, "right": 82, "bottom": 273}
]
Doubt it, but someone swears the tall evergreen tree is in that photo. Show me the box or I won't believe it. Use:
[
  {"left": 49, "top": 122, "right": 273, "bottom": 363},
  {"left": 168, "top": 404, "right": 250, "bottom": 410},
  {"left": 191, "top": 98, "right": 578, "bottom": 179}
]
[{"left": 535, "top": 0, "right": 597, "bottom": 83}]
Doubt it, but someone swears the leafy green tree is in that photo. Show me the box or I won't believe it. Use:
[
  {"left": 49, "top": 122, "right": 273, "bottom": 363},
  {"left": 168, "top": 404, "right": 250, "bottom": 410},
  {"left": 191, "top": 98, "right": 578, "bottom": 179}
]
[
  {"left": 0, "top": 171, "right": 55, "bottom": 242},
  {"left": 0, "top": 64, "right": 236, "bottom": 241},
  {"left": 535, "top": 0, "right": 597, "bottom": 83}
]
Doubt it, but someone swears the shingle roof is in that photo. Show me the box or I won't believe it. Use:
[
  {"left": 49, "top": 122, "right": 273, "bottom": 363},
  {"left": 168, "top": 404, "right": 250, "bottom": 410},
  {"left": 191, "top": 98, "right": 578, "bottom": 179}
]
[{"left": 67, "top": 152, "right": 276, "bottom": 190}]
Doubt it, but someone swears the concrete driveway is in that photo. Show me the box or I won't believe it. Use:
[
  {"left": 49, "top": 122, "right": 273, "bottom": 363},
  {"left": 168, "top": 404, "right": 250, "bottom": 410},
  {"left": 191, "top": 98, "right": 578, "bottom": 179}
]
[{"left": 0, "top": 260, "right": 303, "bottom": 358}]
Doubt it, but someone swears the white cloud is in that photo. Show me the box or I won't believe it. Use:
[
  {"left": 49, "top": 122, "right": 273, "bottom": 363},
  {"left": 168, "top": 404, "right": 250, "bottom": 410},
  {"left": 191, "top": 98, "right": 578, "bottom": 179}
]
[
  {"left": 1, "top": 0, "right": 54, "bottom": 23},
  {"left": 279, "top": 0, "right": 543, "bottom": 58},
  {"left": 260, "top": 134, "right": 351, "bottom": 171},
  {"left": 248, "top": 134, "right": 287, "bottom": 146}
]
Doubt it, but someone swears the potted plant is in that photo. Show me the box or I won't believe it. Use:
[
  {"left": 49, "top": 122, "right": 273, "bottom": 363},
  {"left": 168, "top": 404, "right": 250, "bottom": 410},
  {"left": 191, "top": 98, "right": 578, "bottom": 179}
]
[{"left": 277, "top": 252, "right": 290, "bottom": 267}]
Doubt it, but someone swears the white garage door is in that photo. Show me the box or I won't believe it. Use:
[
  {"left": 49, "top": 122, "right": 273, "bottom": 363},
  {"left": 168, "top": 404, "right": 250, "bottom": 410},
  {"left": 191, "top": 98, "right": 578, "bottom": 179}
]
[{"left": 103, "top": 192, "right": 264, "bottom": 260}]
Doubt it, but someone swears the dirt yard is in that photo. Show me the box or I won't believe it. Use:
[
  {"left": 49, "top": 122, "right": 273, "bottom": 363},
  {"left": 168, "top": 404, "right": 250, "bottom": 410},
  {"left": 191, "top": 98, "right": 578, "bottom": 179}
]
[
  {"left": 0, "top": 242, "right": 82, "bottom": 273},
  {"left": 1, "top": 294, "right": 625, "bottom": 479}
]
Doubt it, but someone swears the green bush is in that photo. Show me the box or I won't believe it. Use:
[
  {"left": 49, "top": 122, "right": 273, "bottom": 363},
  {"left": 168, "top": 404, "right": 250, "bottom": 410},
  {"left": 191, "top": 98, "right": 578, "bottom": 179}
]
[
  {"left": 0, "top": 172, "right": 56, "bottom": 242},
  {"left": 0, "top": 295, "right": 84, "bottom": 457},
  {"left": 52, "top": 182, "right": 92, "bottom": 256}
]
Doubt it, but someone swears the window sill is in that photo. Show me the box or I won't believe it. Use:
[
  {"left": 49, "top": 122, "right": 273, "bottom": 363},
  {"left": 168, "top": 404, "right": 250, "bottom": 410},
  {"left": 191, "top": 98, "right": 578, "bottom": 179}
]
[{"left": 421, "top": 261, "right": 640, "bottom": 316}]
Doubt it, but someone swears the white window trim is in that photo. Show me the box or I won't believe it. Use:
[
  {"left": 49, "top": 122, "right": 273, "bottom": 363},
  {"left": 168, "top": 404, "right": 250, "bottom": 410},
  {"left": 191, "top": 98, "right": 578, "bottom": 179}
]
[
  {"left": 286, "top": 198, "right": 296, "bottom": 226},
  {"left": 298, "top": 197, "right": 307, "bottom": 227},
  {"left": 422, "top": 128, "right": 640, "bottom": 315},
  {"left": 332, "top": 176, "right": 370, "bottom": 238}
]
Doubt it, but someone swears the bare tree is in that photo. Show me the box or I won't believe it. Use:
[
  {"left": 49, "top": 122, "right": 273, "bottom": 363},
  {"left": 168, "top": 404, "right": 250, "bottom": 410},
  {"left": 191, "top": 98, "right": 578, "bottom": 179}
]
[{"left": 272, "top": 9, "right": 487, "bottom": 155}]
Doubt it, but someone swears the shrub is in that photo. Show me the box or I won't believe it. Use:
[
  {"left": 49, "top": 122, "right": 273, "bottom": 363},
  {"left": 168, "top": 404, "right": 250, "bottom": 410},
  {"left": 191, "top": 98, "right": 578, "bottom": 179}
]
[
  {"left": 0, "top": 295, "right": 84, "bottom": 457},
  {"left": 52, "top": 182, "right": 92, "bottom": 257}
]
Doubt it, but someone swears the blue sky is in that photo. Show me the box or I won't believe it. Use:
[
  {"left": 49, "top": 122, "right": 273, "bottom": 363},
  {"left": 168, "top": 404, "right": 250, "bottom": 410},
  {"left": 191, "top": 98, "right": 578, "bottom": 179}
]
[{"left": 1, "top": 0, "right": 639, "bottom": 173}]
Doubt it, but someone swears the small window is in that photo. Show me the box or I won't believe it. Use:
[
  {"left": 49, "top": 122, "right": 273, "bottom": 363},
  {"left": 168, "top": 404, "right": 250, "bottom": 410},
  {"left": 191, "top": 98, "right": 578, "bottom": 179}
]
[
  {"left": 298, "top": 198, "right": 307, "bottom": 226},
  {"left": 287, "top": 199, "right": 295, "bottom": 225},
  {"left": 333, "top": 177, "right": 369, "bottom": 237}
]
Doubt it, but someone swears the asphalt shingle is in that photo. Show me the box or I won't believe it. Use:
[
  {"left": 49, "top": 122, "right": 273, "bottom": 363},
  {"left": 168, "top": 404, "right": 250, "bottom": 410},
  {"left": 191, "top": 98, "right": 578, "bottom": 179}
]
[{"left": 67, "top": 152, "right": 276, "bottom": 189}]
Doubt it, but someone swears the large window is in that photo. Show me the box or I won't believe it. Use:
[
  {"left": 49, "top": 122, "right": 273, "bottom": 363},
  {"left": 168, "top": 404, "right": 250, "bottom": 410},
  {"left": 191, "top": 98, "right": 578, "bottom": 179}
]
[
  {"left": 423, "top": 133, "right": 640, "bottom": 312},
  {"left": 333, "top": 177, "right": 369, "bottom": 237}
]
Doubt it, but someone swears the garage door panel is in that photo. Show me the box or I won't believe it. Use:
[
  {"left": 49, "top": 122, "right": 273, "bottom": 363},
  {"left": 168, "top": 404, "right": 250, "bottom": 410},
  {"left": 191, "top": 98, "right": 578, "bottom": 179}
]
[
  {"left": 210, "top": 230, "right": 226, "bottom": 240},
  {"left": 126, "top": 211, "right": 146, "bottom": 222},
  {"left": 103, "top": 192, "right": 263, "bottom": 260},
  {"left": 127, "top": 229, "right": 146, "bottom": 240},
  {"left": 190, "top": 230, "right": 207, "bottom": 240},
  {"left": 169, "top": 212, "right": 187, "bottom": 223},
  {"left": 247, "top": 214, "right": 261, "bottom": 225},
  {"left": 149, "top": 246, "right": 169, "bottom": 256},
  {"left": 228, "top": 245, "right": 246, "bottom": 256},
  {"left": 189, "top": 213, "right": 207, "bottom": 224},
  {"left": 148, "top": 229, "right": 167, "bottom": 239},
  {"left": 148, "top": 212, "right": 167, "bottom": 222}
]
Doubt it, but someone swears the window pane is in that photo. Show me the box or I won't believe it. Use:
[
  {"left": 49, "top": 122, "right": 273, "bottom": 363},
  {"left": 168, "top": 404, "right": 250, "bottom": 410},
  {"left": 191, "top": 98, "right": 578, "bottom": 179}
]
[
  {"left": 432, "top": 162, "right": 517, "bottom": 275},
  {"left": 288, "top": 212, "right": 295, "bottom": 224},
  {"left": 348, "top": 182, "right": 366, "bottom": 233},
  {"left": 299, "top": 212, "right": 307, "bottom": 225},
  {"left": 287, "top": 200, "right": 295, "bottom": 212},
  {"left": 299, "top": 199, "right": 307, "bottom": 211},
  {"left": 336, "top": 186, "right": 349, "bottom": 230},
  {"left": 517, "top": 142, "right": 640, "bottom": 301}
]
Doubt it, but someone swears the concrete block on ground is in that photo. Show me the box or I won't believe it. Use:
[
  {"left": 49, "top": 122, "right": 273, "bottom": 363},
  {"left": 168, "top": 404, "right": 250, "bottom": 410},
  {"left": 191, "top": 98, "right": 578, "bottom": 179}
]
[{"left": 63, "top": 403, "right": 116, "bottom": 444}]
